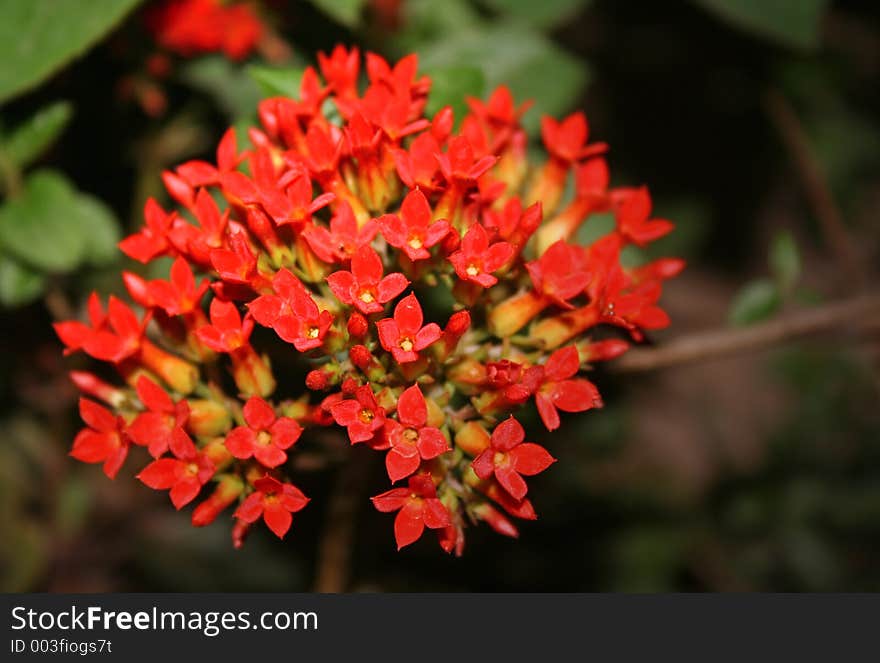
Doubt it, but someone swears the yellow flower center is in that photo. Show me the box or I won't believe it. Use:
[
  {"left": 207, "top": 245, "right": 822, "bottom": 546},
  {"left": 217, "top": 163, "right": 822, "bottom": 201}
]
[
  {"left": 408, "top": 237, "right": 423, "bottom": 250},
  {"left": 399, "top": 337, "right": 414, "bottom": 352},
  {"left": 359, "top": 291, "right": 375, "bottom": 304},
  {"left": 307, "top": 326, "right": 320, "bottom": 339},
  {"left": 257, "top": 431, "right": 272, "bottom": 447},
  {"left": 403, "top": 428, "right": 419, "bottom": 443},
  {"left": 466, "top": 265, "right": 479, "bottom": 277},
  {"left": 359, "top": 409, "right": 374, "bottom": 424}
]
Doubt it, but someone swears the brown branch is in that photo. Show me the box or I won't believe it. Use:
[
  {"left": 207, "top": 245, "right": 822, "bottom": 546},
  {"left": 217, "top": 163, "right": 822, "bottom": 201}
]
[
  {"left": 312, "top": 448, "right": 374, "bottom": 593},
  {"left": 612, "top": 293, "right": 880, "bottom": 373},
  {"left": 764, "top": 89, "right": 866, "bottom": 288}
]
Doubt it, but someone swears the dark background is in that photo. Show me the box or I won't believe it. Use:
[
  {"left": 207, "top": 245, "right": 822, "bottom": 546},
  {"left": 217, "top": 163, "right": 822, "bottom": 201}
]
[{"left": 1, "top": 0, "right": 878, "bottom": 592}]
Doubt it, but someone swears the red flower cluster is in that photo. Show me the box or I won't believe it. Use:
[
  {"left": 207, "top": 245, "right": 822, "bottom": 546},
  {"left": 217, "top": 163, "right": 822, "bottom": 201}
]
[
  {"left": 144, "top": 0, "right": 265, "bottom": 61},
  {"left": 56, "top": 47, "right": 682, "bottom": 552}
]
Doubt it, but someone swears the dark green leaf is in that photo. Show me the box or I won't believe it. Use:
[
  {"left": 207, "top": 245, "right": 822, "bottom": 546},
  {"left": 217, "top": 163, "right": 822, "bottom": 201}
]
[
  {"left": 485, "top": 0, "right": 592, "bottom": 29},
  {"left": 2, "top": 101, "right": 73, "bottom": 169},
  {"left": 423, "top": 66, "right": 486, "bottom": 122},
  {"left": 418, "top": 23, "right": 588, "bottom": 132},
  {"left": 0, "top": 252, "right": 47, "bottom": 307},
  {"left": 308, "top": 0, "right": 365, "bottom": 27},
  {"left": 248, "top": 65, "right": 305, "bottom": 99},
  {"left": 690, "top": 0, "right": 831, "bottom": 50},
  {"left": 728, "top": 278, "right": 781, "bottom": 326},
  {"left": 0, "top": 0, "right": 143, "bottom": 102},
  {"left": 0, "top": 169, "right": 118, "bottom": 273},
  {"left": 769, "top": 230, "right": 800, "bottom": 292}
]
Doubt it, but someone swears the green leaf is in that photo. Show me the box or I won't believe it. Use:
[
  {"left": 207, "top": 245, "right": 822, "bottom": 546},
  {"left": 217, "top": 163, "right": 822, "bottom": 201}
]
[
  {"left": 0, "top": 252, "right": 47, "bottom": 307},
  {"left": 0, "top": 169, "right": 119, "bottom": 273},
  {"left": 180, "top": 56, "right": 262, "bottom": 119},
  {"left": 423, "top": 66, "right": 486, "bottom": 122},
  {"left": 690, "top": 0, "right": 831, "bottom": 50},
  {"left": 485, "top": 0, "right": 592, "bottom": 29},
  {"left": 248, "top": 65, "right": 305, "bottom": 99},
  {"left": 1, "top": 101, "right": 73, "bottom": 169},
  {"left": 308, "top": 0, "right": 365, "bottom": 27},
  {"left": 728, "top": 278, "right": 781, "bottom": 326},
  {"left": 418, "top": 23, "right": 588, "bottom": 132},
  {"left": 769, "top": 230, "right": 801, "bottom": 292},
  {"left": 71, "top": 191, "right": 121, "bottom": 267},
  {"left": 0, "top": 0, "right": 143, "bottom": 103}
]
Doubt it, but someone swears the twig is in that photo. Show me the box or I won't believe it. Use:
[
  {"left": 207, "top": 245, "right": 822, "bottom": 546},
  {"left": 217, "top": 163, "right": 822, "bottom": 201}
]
[
  {"left": 764, "top": 88, "right": 866, "bottom": 288},
  {"left": 313, "top": 448, "right": 374, "bottom": 593},
  {"left": 612, "top": 293, "right": 880, "bottom": 373}
]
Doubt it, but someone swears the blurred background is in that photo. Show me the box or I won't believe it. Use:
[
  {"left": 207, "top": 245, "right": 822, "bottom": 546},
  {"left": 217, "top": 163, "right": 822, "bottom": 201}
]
[{"left": 1, "top": 0, "right": 878, "bottom": 592}]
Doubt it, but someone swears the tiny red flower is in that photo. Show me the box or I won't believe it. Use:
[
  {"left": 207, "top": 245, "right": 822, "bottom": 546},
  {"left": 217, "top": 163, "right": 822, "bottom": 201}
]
[
  {"left": 540, "top": 111, "right": 606, "bottom": 163},
  {"left": 472, "top": 416, "right": 556, "bottom": 501},
  {"left": 146, "top": 256, "right": 210, "bottom": 316},
  {"left": 137, "top": 428, "right": 215, "bottom": 509},
  {"left": 371, "top": 474, "right": 451, "bottom": 550},
  {"left": 54, "top": 295, "right": 147, "bottom": 363},
  {"left": 196, "top": 298, "right": 253, "bottom": 352},
  {"left": 532, "top": 346, "right": 603, "bottom": 431},
  {"left": 70, "top": 398, "right": 130, "bottom": 479},
  {"left": 526, "top": 240, "right": 592, "bottom": 308},
  {"left": 436, "top": 135, "right": 498, "bottom": 184},
  {"left": 611, "top": 186, "right": 674, "bottom": 247},
  {"left": 249, "top": 269, "right": 333, "bottom": 351},
  {"left": 448, "top": 223, "right": 513, "bottom": 287},
  {"left": 384, "top": 385, "right": 450, "bottom": 482},
  {"left": 127, "top": 376, "right": 191, "bottom": 457},
  {"left": 327, "top": 245, "right": 409, "bottom": 314},
  {"left": 379, "top": 189, "right": 451, "bottom": 261},
  {"left": 119, "top": 198, "right": 175, "bottom": 263},
  {"left": 302, "top": 201, "right": 378, "bottom": 263},
  {"left": 225, "top": 396, "right": 302, "bottom": 468},
  {"left": 261, "top": 174, "right": 335, "bottom": 230},
  {"left": 234, "top": 475, "right": 310, "bottom": 539},
  {"left": 376, "top": 293, "right": 441, "bottom": 364},
  {"left": 330, "top": 384, "right": 386, "bottom": 443}
]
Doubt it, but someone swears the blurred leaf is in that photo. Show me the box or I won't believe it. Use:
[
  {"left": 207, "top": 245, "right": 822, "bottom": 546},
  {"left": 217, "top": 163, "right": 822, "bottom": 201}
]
[
  {"left": 180, "top": 56, "right": 262, "bottom": 119},
  {"left": 575, "top": 211, "right": 615, "bottom": 246},
  {"left": 0, "top": 169, "right": 118, "bottom": 273},
  {"left": 248, "top": 65, "right": 305, "bottom": 99},
  {"left": 486, "top": 0, "right": 592, "bottom": 28},
  {"left": 308, "top": 0, "right": 365, "bottom": 27},
  {"left": 423, "top": 65, "right": 486, "bottom": 122},
  {"left": 769, "top": 230, "right": 800, "bottom": 292},
  {"left": 0, "top": 0, "right": 143, "bottom": 102},
  {"left": 1, "top": 101, "right": 73, "bottom": 169},
  {"left": 396, "top": 0, "right": 481, "bottom": 51},
  {"left": 728, "top": 278, "right": 780, "bottom": 325},
  {"left": 55, "top": 474, "right": 92, "bottom": 539},
  {"left": 72, "top": 191, "right": 121, "bottom": 267},
  {"left": 0, "top": 252, "right": 47, "bottom": 307},
  {"left": 418, "top": 23, "right": 588, "bottom": 133},
  {"left": 690, "top": 0, "right": 830, "bottom": 50}
]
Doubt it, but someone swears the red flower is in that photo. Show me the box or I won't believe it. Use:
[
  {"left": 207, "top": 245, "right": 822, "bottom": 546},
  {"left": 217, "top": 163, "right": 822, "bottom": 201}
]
[
  {"left": 532, "top": 346, "right": 602, "bottom": 431},
  {"left": 70, "top": 398, "right": 130, "bottom": 479},
  {"left": 234, "top": 475, "right": 310, "bottom": 539},
  {"left": 146, "top": 256, "right": 210, "bottom": 316},
  {"left": 318, "top": 45, "right": 360, "bottom": 100},
  {"left": 137, "top": 428, "right": 215, "bottom": 509},
  {"left": 225, "top": 396, "right": 302, "bottom": 468},
  {"left": 526, "top": 240, "right": 591, "bottom": 308},
  {"left": 436, "top": 136, "right": 497, "bottom": 184},
  {"left": 379, "top": 189, "right": 451, "bottom": 261},
  {"left": 302, "top": 201, "right": 377, "bottom": 264},
  {"left": 448, "top": 223, "right": 513, "bottom": 288},
  {"left": 611, "top": 186, "right": 674, "bottom": 247},
  {"left": 127, "top": 376, "right": 191, "bottom": 458},
  {"left": 376, "top": 293, "right": 441, "bottom": 364},
  {"left": 249, "top": 269, "right": 333, "bottom": 351},
  {"left": 261, "top": 174, "right": 335, "bottom": 230},
  {"left": 540, "top": 111, "right": 606, "bottom": 163},
  {"left": 54, "top": 294, "right": 147, "bottom": 363},
  {"left": 119, "top": 198, "right": 175, "bottom": 263},
  {"left": 472, "top": 417, "right": 556, "bottom": 501},
  {"left": 327, "top": 245, "right": 409, "bottom": 314},
  {"left": 330, "top": 384, "right": 386, "bottom": 443},
  {"left": 196, "top": 298, "right": 253, "bottom": 353},
  {"left": 176, "top": 127, "right": 242, "bottom": 188},
  {"left": 371, "top": 474, "right": 451, "bottom": 550},
  {"left": 384, "top": 385, "right": 449, "bottom": 482},
  {"left": 208, "top": 229, "right": 256, "bottom": 285}
]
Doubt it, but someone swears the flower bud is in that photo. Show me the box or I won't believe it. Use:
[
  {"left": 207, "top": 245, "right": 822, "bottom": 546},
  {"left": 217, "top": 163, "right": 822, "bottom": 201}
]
[
  {"left": 473, "top": 502, "right": 519, "bottom": 538},
  {"left": 192, "top": 475, "right": 244, "bottom": 527},
  {"left": 187, "top": 399, "right": 233, "bottom": 437},
  {"left": 140, "top": 339, "right": 200, "bottom": 394},
  {"left": 69, "top": 371, "right": 127, "bottom": 409},
  {"left": 454, "top": 421, "right": 491, "bottom": 457},
  {"left": 347, "top": 312, "right": 369, "bottom": 339}
]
